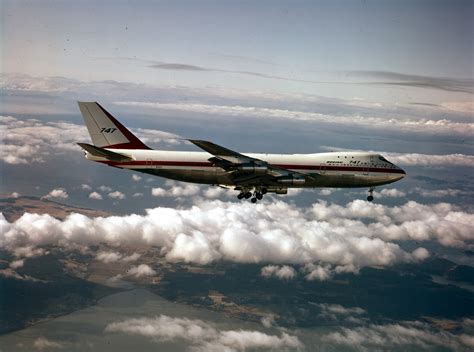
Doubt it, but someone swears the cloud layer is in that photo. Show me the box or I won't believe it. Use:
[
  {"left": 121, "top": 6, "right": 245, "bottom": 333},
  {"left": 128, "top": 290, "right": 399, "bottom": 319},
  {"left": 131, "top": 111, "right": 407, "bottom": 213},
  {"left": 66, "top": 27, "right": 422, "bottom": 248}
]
[
  {"left": 105, "top": 315, "right": 302, "bottom": 351},
  {"left": 3, "top": 199, "right": 471, "bottom": 277},
  {"left": 115, "top": 100, "right": 474, "bottom": 137},
  {"left": 0, "top": 115, "right": 181, "bottom": 165},
  {"left": 324, "top": 320, "right": 474, "bottom": 351}
]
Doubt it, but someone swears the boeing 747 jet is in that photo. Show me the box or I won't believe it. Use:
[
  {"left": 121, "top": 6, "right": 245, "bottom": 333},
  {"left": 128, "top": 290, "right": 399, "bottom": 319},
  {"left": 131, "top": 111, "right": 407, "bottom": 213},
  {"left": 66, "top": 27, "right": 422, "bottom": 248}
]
[{"left": 77, "top": 102, "right": 406, "bottom": 203}]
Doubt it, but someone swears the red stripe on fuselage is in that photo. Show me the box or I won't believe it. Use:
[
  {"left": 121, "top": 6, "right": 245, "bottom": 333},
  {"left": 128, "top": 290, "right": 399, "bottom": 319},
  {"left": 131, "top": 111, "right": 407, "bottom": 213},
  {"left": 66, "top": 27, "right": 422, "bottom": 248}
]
[{"left": 98, "top": 160, "right": 405, "bottom": 174}]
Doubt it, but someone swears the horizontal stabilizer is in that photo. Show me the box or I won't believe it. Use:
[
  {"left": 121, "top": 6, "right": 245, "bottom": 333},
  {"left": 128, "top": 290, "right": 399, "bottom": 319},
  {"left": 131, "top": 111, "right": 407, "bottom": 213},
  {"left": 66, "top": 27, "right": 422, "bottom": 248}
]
[{"left": 77, "top": 143, "right": 133, "bottom": 162}]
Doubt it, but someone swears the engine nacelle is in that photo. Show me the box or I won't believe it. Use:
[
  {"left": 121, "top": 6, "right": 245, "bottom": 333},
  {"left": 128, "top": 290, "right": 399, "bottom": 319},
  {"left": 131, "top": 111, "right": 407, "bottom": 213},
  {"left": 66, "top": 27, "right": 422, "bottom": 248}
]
[
  {"left": 265, "top": 187, "right": 288, "bottom": 194},
  {"left": 236, "top": 163, "right": 268, "bottom": 174},
  {"left": 276, "top": 175, "right": 306, "bottom": 185}
]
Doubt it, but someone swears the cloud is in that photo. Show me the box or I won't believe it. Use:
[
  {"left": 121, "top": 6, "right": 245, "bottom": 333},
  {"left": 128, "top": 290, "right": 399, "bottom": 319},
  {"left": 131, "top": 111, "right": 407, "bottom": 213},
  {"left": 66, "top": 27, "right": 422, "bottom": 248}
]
[
  {"left": 302, "top": 263, "right": 335, "bottom": 281},
  {"left": 347, "top": 70, "right": 474, "bottom": 94},
  {"left": 203, "top": 187, "right": 230, "bottom": 199},
  {"left": 133, "top": 128, "right": 183, "bottom": 146},
  {"left": 98, "top": 185, "right": 113, "bottom": 192},
  {"left": 132, "top": 192, "right": 144, "bottom": 197},
  {"left": 0, "top": 115, "right": 182, "bottom": 165},
  {"left": 151, "top": 183, "right": 231, "bottom": 200},
  {"left": 132, "top": 174, "right": 142, "bottom": 181},
  {"left": 13, "top": 246, "right": 46, "bottom": 258},
  {"left": 127, "top": 264, "right": 156, "bottom": 277},
  {"left": 0, "top": 115, "right": 88, "bottom": 164},
  {"left": 412, "top": 188, "right": 469, "bottom": 198},
  {"left": 81, "top": 184, "right": 92, "bottom": 191},
  {"left": 10, "top": 191, "right": 20, "bottom": 198},
  {"left": 324, "top": 320, "right": 473, "bottom": 350},
  {"left": 96, "top": 251, "right": 141, "bottom": 264},
  {"left": 318, "top": 189, "right": 334, "bottom": 196},
  {"left": 152, "top": 63, "right": 209, "bottom": 71},
  {"left": 96, "top": 251, "right": 122, "bottom": 264},
  {"left": 151, "top": 183, "right": 200, "bottom": 198},
  {"left": 150, "top": 61, "right": 329, "bottom": 86},
  {"left": 310, "top": 200, "right": 473, "bottom": 248},
  {"left": 0, "top": 268, "right": 46, "bottom": 283},
  {"left": 105, "top": 315, "right": 302, "bottom": 351},
  {"left": 441, "top": 101, "right": 474, "bottom": 114},
  {"left": 261, "top": 265, "right": 296, "bottom": 280},
  {"left": 315, "top": 303, "right": 367, "bottom": 324},
  {"left": 88, "top": 192, "right": 103, "bottom": 200},
  {"left": 10, "top": 259, "right": 25, "bottom": 269},
  {"left": 33, "top": 337, "right": 62, "bottom": 350},
  {"left": 43, "top": 188, "right": 68, "bottom": 199},
  {"left": 115, "top": 101, "right": 474, "bottom": 137},
  {"left": 374, "top": 188, "right": 406, "bottom": 198},
  {"left": 108, "top": 191, "right": 126, "bottom": 200},
  {"left": 1, "top": 199, "right": 455, "bottom": 275},
  {"left": 387, "top": 153, "right": 474, "bottom": 168}
]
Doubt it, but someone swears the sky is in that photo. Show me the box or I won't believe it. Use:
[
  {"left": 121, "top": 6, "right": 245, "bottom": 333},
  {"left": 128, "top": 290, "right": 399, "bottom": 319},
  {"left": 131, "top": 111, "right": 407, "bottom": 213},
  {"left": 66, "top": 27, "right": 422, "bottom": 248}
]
[
  {"left": 0, "top": 1, "right": 474, "bottom": 350},
  {"left": 2, "top": 0, "right": 473, "bottom": 104}
]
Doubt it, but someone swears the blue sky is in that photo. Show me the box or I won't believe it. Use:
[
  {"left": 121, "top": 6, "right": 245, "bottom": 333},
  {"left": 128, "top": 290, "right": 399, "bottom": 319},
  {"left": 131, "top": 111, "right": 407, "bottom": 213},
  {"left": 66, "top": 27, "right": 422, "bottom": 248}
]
[{"left": 2, "top": 0, "right": 473, "bottom": 103}]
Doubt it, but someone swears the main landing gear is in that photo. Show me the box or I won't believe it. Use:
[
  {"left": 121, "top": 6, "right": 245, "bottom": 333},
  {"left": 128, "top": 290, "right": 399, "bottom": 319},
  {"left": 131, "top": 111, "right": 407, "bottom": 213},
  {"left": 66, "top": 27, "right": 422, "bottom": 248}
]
[
  {"left": 367, "top": 187, "right": 374, "bottom": 202},
  {"left": 237, "top": 188, "right": 267, "bottom": 203}
]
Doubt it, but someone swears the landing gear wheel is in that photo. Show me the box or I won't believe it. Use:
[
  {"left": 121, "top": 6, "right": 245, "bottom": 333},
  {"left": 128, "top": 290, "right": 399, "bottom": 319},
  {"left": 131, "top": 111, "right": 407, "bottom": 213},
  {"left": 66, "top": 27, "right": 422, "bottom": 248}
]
[
  {"left": 244, "top": 192, "right": 252, "bottom": 199},
  {"left": 367, "top": 187, "right": 374, "bottom": 202},
  {"left": 237, "top": 193, "right": 244, "bottom": 200},
  {"left": 251, "top": 197, "right": 257, "bottom": 203},
  {"left": 261, "top": 188, "right": 267, "bottom": 195},
  {"left": 256, "top": 192, "right": 263, "bottom": 200}
]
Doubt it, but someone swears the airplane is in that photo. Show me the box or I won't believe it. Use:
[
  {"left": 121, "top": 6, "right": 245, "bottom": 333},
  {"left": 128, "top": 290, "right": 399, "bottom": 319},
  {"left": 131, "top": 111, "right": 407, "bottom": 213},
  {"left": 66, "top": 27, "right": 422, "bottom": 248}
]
[{"left": 77, "top": 102, "right": 406, "bottom": 203}]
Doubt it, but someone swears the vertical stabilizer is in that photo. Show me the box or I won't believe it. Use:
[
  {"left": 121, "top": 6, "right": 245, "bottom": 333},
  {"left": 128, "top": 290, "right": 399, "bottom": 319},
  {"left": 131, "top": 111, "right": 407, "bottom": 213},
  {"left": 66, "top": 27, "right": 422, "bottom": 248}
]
[{"left": 77, "top": 102, "right": 150, "bottom": 149}]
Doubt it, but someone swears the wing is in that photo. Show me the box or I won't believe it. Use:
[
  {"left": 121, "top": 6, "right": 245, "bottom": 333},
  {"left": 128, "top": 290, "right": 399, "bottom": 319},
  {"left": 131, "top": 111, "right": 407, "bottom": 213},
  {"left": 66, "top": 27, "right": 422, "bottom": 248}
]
[{"left": 188, "top": 140, "right": 314, "bottom": 186}]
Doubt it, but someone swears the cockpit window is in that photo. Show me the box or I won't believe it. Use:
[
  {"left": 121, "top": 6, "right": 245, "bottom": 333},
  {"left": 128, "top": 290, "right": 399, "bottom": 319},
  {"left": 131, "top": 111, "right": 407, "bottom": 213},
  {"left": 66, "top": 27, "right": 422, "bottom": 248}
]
[{"left": 378, "top": 156, "right": 393, "bottom": 165}]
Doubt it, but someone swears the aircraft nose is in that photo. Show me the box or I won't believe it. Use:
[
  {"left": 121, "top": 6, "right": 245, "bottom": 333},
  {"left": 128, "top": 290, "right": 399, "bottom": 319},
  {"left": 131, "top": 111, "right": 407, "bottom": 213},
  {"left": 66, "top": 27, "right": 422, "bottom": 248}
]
[{"left": 395, "top": 167, "right": 406, "bottom": 181}]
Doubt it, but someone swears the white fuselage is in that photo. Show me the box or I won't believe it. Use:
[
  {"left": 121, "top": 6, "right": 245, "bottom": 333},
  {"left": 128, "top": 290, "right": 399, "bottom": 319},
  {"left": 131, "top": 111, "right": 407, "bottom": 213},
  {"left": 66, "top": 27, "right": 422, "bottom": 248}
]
[{"left": 87, "top": 149, "right": 405, "bottom": 188}]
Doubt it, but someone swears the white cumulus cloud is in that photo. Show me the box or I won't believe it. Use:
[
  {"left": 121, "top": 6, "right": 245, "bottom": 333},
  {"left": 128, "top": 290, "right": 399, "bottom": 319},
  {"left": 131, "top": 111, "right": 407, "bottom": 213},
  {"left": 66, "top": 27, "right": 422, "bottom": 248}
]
[
  {"left": 81, "top": 184, "right": 92, "bottom": 191},
  {"left": 108, "top": 191, "right": 125, "bottom": 200},
  {"left": 261, "top": 265, "right": 296, "bottom": 280},
  {"left": 151, "top": 183, "right": 200, "bottom": 198},
  {"left": 0, "top": 199, "right": 452, "bottom": 275},
  {"left": 43, "top": 188, "right": 68, "bottom": 199},
  {"left": 88, "top": 192, "right": 103, "bottom": 200},
  {"left": 324, "top": 321, "right": 472, "bottom": 350},
  {"left": 105, "top": 315, "right": 302, "bottom": 351},
  {"left": 127, "top": 264, "right": 156, "bottom": 277},
  {"left": 33, "top": 337, "right": 63, "bottom": 350}
]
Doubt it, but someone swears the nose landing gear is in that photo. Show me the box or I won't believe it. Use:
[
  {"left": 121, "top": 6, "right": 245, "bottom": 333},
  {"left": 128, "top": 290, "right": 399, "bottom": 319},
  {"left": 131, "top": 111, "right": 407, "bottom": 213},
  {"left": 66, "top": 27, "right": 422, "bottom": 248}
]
[{"left": 367, "top": 187, "right": 374, "bottom": 202}]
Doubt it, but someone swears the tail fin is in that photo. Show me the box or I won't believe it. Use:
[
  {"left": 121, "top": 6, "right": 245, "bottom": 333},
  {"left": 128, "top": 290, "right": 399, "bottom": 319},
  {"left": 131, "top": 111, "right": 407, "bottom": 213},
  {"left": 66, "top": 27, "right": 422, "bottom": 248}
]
[{"left": 77, "top": 102, "right": 150, "bottom": 149}]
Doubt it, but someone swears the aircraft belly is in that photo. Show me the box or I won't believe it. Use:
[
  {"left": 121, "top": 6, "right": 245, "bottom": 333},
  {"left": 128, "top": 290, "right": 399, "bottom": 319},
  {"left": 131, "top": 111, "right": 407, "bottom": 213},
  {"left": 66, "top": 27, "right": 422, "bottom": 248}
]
[
  {"left": 130, "top": 167, "right": 401, "bottom": 189},
  {"left": 138, "top": 168, "right": 231, "bottom": 185},
  {"left": 304, "top": 173, "right": 402, "bottom": 188}
]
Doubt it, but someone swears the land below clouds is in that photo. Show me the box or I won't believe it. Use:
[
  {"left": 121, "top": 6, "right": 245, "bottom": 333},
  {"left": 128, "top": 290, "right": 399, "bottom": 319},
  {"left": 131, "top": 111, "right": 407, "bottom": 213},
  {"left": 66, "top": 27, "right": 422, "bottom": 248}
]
[{"left": 0, "top": 196, "right": 473, "bottom": 336}]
